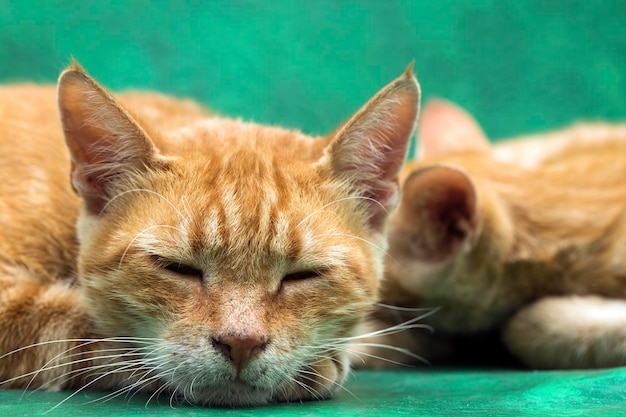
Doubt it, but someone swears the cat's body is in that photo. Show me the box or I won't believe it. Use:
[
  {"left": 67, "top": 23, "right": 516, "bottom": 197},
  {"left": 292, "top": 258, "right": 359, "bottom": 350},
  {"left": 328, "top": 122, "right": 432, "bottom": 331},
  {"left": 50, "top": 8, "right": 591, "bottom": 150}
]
[
  {"left": 493, "top": 121, "right": 626, "bottom": 168},
  {"left": 0, "top": 64, "right": 420, "bottom": 406},
  {"left": 365, "top": 100, "right": 626, "bottom": 369}
]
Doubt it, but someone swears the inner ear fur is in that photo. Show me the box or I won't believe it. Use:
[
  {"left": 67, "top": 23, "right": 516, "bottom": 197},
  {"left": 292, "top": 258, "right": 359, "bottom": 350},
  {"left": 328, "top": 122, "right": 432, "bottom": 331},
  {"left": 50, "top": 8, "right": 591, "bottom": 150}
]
[
  {"left": 58, "top": 63, "right": 160, "bottom": 215},
  {"left": 321, "top": 64, "right": 420, "bottom": 231},
  {"left": 398, "top": 164, "right": 480, "bottom": 262}
]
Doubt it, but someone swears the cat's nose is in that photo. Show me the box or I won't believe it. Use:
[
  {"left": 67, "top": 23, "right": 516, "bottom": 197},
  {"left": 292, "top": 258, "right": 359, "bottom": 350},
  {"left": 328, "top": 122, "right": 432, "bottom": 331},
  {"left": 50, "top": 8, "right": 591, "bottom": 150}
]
[{"left": 211, "top": 334, "right": 268, "bottom": 373}]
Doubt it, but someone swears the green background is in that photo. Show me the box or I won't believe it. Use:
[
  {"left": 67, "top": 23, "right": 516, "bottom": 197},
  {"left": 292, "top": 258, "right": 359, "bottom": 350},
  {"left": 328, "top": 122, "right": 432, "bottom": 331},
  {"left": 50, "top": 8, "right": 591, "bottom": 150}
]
[
  {"left": 2, "top": 0, "right": 626, "bottom": 415},
  {"left": 2, "top": 1, "right": 626, "bottom": 144}
]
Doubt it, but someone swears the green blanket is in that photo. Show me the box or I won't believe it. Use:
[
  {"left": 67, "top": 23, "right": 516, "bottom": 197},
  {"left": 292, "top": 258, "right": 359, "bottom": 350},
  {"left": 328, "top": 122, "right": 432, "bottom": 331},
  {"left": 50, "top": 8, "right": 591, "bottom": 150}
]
[
  {"left": 2, "top": 1, "right": 626, "bottom": 415},
  {"left": 2, "top": 369, "right": 625, "bottom": 416}
]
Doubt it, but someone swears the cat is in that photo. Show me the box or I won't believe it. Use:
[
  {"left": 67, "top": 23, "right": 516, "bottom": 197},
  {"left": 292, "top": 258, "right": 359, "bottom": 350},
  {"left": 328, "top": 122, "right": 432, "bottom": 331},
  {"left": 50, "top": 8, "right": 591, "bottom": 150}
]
[
  {"left": 357, "top": 99, "right": 626, "bottom": 370},
  {"left": 0, "top": 62, "right": 420, "bottom": 406}
]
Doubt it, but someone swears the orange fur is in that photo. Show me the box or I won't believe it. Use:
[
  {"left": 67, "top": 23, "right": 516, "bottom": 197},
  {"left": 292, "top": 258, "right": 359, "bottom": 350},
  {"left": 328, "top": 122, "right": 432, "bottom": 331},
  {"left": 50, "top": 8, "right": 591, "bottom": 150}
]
[
  {"left": 0, "top": 64, "right": 420, "bottom": 405},
  {"left": 361, "top": 100, "right": 626, "bottom": 370}
]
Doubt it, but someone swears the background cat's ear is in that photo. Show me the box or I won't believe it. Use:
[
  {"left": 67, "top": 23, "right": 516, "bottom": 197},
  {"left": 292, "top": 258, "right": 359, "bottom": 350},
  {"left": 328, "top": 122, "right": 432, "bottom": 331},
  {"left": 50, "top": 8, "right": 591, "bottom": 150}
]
[
  {"left": 418, "top": 99, "right": 490, "bottom": 158},
  {"left": 321, "top": 65, "right": 420, "bottom": 231},
  {"left": 58, "top": 63, "right": 159, "bottom": 215},
  {"left": 397, "top": 164, "right": 479, "bottom": 262}
]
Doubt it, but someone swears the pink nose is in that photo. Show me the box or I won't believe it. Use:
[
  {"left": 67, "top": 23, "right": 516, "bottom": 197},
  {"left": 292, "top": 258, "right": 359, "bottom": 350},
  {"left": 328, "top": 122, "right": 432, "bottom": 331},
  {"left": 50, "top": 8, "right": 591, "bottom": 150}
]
[{"left": 211, "top": 334, "right": 268, "bottom": 373}]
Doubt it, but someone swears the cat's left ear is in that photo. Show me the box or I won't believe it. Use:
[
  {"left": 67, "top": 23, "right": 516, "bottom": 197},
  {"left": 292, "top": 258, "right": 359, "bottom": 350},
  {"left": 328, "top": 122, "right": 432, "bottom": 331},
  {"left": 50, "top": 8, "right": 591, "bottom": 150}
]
[
  {"left": 320, "top": 64, "right": 420, "bottom": 231},
  {"left": 58, "top": 63, "right": 161, "bottom": 215}
]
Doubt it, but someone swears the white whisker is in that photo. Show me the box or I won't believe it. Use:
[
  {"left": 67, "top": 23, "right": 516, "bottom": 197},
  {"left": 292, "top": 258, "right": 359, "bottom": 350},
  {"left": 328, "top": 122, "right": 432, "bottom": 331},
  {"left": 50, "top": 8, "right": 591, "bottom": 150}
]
[
  {"left": 290, "top": 376, "right": 321, "bottom": 401},
  {"left": 45, "top": 361, "right": 139, "bottom": 412},
  {"left": 317, "top": 232, "right": 389, "bottom": 257},
  {"left": 101, "top": 189, "right": 188, "bottom": 222},
  {"left": 118, "top": 224, "right": 186, "bottom": 269},
  {"left": 296, "top": 196, "right": 386, "bottom": 230},
  {"left": 298, "top": 367, "right": 356, "bottom": 400},
  {"left": 346, "top": 343, "right": 429, "bottom": 365},
  {"left": 0, "top": 337, "right": 158, "bottom": 361},
  {"left": 145, "top": 377, "right": 172, "bottom": 408},
  {"left": 88, "top": 371, "right": 143, "bottom": 403},
  {"left": 375, "top": 303, "right": 440, "bottom": 313},
  {"left": 336, "top": 310, "right": 438, "bottom": 344}
]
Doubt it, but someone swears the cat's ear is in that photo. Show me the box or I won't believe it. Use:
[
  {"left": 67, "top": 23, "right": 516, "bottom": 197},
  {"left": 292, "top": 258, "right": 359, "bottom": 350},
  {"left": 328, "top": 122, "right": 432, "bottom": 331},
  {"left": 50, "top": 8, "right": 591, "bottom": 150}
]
[
  {"left": 320, "top": 64, "right": 420, "bottom": 231},
  {"left": 58, "top": 63, "right": 159, "bottom": 215},
  {"left": 418, "top": 99, "right": 490, "bottom": 158},
  {"left": 397, "top": 164, "right": 479, "bottom": 262}
]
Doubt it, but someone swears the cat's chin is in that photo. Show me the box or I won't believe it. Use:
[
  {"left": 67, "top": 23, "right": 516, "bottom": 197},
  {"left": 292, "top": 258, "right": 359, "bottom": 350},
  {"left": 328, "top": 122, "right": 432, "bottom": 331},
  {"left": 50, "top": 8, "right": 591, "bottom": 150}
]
[
  {"left": 181, "top": 382, "right": 274, "bottom": 407},
  {"left": 170, "top": 374, "right": 337, "bottom": 407}
]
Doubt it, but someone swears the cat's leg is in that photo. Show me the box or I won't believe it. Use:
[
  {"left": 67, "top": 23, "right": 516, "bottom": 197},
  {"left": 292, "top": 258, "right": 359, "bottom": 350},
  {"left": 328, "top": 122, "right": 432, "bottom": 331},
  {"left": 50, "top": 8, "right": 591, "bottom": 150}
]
[
  {"left": 502, "top": 295, "right": 626, "bottom": 369},
  {"left": 0, "top": 278, "right": 128, "bottom": 391}
]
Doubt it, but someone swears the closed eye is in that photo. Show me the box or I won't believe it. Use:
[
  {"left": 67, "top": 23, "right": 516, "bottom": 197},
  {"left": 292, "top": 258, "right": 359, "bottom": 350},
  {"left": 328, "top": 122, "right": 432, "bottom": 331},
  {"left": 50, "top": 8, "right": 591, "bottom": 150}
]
[
  {"left": 283, "top": 270, "right": 321, "bottom": 281},
  {"left": 282, "top": 269, "right": 327, "bottom": 283},
  {"left": 151, "top": 256, "right": 203, "bottom": 279}
]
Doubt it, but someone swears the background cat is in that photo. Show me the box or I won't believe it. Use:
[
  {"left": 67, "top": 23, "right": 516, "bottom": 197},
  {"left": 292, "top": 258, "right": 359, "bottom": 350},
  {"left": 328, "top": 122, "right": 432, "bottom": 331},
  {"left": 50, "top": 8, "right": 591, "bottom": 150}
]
[
  {"left": 358, "top": 99, "right": 626, "bottom": 369},
  {"left": 0, "top": 64, "right": 419, "bottom": 406}
]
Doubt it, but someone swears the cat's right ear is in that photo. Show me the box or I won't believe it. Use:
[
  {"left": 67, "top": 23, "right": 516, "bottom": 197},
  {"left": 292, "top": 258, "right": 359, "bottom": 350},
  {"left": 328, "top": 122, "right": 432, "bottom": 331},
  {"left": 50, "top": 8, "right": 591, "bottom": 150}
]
[
  {"left": 319, "top": 65, "right": 420, "bottom": 232},
  {"left": 418, "top": 99, "right": 491, "bottom": 158},
  {"left": 396, "top": 164, "right": 479, "bottom": 262},
  {"left": 58, "top": 63, "right": 159, "bottom": 215}
]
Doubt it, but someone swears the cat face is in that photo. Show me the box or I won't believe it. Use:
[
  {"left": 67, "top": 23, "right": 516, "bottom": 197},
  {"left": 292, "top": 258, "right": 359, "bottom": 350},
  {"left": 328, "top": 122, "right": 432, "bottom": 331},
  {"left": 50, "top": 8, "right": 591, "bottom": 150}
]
[{"left": 58, "top": 64, "right": 419, "bottom": 405}]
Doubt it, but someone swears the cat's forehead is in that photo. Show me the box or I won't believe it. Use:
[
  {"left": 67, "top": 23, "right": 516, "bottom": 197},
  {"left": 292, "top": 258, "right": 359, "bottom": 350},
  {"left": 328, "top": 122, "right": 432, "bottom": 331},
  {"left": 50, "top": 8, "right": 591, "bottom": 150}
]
[
  {"left": 159, "top": 118, "right": 324, "bottom": 161},
  {"left": 137, "top": 121, "right": 351, "bottom": 267},
  {"left": 135, "top": 166, "right": 351, "bottom": 272}
]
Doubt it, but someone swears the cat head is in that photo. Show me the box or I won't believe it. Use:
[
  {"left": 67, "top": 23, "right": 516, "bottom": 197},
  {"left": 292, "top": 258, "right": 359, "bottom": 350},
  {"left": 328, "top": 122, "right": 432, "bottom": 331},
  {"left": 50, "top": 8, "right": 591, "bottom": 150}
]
[
  {"left": 384, "top": 99, "right": 514, "bottom": 330},
  {"left": 57, "top": 63, "right": 420, "bottom": 406},
  {"left": 387, "top": 99, "right": 487, "bottom": 278}
]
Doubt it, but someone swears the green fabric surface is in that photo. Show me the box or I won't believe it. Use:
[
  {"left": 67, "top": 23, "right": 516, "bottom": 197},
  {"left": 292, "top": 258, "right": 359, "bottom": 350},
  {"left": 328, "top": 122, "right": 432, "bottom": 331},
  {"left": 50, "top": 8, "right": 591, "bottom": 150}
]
[
  {"left": 2, "top": 0, "right": 626, "bottom": 415},
  {"left": 1, "top": 369, "right": 625, "bottom": 417}
]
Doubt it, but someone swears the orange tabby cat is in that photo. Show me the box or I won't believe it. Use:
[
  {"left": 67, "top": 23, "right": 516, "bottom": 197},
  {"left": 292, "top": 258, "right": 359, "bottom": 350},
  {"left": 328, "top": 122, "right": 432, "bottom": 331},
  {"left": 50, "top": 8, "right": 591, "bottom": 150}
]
[
  {"left": 364, "top": 99, "right": 626, "bottom": 370},
  {"left": 0, "top": 63, "right": 419, "bottom": 406}
]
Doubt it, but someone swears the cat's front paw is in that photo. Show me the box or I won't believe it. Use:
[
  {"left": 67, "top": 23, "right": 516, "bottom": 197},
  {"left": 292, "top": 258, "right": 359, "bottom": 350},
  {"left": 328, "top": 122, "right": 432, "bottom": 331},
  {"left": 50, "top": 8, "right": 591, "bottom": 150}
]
[
  {"left": 503, "top": 295, "right": 626, "bottom": 369},
  {"left": 275, "top": 355, "right": 348, "bottom": 403}
]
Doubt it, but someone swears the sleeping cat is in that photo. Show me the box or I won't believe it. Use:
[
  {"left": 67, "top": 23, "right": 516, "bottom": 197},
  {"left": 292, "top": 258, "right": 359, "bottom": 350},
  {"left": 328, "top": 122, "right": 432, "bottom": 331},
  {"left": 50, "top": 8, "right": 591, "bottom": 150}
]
[
  {"left": 0, "top": 63, "right": 419, "bottom": 406},
  {"left": 361, "top": 99, "right": 626, "bottom": 370}
]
